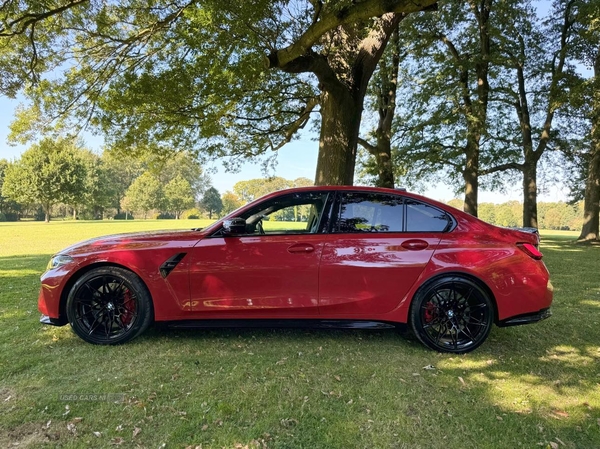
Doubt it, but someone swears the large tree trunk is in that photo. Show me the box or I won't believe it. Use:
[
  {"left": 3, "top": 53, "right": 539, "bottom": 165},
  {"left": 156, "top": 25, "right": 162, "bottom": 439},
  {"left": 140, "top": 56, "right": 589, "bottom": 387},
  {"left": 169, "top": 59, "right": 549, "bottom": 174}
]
[
  {"left": 463, "top": 140, "right": 480, "bottom": 217},
  {"left": 373, "top": 139, "right": 394, "bottom": 188},
  {"left": 315, "top": 84, "right": 362, "bottom": 185},
  {"left": 578, "top": 48, "right": 600, "bottom": 241},
  {"left": 522, "top": 162, "right": 538, "bottom": 228},
  {"left": 269, "top": 10, "right": 408, "bottom": 187},
  {"left": 578, "top": 148, "right": 600, "bottom": 241},
  {"left": 44, "top": 203, "right": 51, "bottom": 223}
]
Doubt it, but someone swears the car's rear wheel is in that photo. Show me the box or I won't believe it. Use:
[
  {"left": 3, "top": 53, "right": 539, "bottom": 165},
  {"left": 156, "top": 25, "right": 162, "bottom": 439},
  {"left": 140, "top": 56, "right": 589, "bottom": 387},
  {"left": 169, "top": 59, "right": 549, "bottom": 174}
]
[
  {"left": 410, "top": 276, "right": 493, "bottom": 353},
  {"left": 66, "top": 266, "right": 152, "bottom": 345}
]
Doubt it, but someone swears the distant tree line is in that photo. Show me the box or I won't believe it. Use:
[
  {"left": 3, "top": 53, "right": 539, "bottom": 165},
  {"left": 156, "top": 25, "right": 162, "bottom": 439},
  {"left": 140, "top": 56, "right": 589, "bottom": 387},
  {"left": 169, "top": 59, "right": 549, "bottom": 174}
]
[
  {"left": 0, "top": 140, "right": 314, "bottom": 222},
  {"left": 447, "top": 199, "right": 584, "bottom": 231},
  {"left": 0, "top": 138, "right": 218, "bottom": 221}
]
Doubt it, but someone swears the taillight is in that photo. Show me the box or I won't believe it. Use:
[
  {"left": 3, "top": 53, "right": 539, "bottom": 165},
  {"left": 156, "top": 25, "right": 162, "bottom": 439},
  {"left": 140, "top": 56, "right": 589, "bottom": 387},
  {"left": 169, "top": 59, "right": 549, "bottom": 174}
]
[{"left": 518, "top": 243, "right": 543, "bottom": 260}]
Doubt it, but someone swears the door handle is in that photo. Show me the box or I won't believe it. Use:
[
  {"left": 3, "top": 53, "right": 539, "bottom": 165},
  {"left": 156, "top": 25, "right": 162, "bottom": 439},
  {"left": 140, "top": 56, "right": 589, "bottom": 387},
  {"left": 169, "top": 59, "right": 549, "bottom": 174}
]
[
  {"left": 288, "top": 244, "right": 315, "bottom": 254},
  {"left": 401, "top": 240, "right": 429, "bottom": 251}
]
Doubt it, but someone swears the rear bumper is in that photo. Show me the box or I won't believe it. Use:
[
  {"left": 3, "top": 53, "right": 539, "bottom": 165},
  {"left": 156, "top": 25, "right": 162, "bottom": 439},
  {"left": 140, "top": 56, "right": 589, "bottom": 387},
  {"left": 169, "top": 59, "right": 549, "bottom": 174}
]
[{"left": 497, "top": 308, "right": 551, "bottom": 327}]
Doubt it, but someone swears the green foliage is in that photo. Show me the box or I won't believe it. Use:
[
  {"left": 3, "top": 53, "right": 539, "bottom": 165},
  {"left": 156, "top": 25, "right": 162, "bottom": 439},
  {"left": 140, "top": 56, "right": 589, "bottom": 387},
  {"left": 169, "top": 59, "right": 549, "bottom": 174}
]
[
  {"left": 1, "top": 137, "right": 86, "bottom": 222},
  {"left": 233, "top": 176, "right": 311, "bottom": 203},
  {"left": 454, "top": 200, "right": 584, "bottom": 231},
  {"left": 3, "top": 1, "right": 319, "bottom": 165},
  {"left": 164, "top": 175, "right": 195, "bottom": 219},
  {"left": 144, "top": 151, "right": 209, "bottom": 201},
  {"left": 221, "top": 191, "right": 244, "bottom": 216},
  {"left": 200, "top": 186, "right": 223, "bottom": 219},
  {"left": 121, "top": 172, "right": 164, "bottom": 219}
]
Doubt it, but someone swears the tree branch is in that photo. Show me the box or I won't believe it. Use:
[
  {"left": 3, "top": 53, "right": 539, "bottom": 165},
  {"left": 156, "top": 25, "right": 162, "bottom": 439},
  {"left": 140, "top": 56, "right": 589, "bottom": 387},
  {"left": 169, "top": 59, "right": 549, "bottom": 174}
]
[
  {"left": 265, "top": 0, "right": 437, "bottom": 70},
  {"left": 480, "top": 162, "right": 524, "bottom": 176},
  {"left": 357, "top": 137, "right": 377, "bottom": 154},
  {"left": 0, "top": 0, "right": 89, "bottom": 36},
  {"left": 270, "top": 96, "right": 319, "bottom": 152}
]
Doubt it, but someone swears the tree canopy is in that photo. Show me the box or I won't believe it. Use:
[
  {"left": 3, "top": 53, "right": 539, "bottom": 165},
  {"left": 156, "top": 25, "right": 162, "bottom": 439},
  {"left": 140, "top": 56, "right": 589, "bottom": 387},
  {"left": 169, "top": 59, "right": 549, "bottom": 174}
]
[
  {"left": 1, "top": 137, "right": 86, "bottom": 221},
  {"left": 2, "top": 0, "right": 436, "bottom": 185}
]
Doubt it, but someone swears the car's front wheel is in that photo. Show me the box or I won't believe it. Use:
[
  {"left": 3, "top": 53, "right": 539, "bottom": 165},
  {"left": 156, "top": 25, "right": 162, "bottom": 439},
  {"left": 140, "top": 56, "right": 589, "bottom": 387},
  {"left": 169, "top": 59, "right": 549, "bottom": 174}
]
[
  {"left": 410, "top": 276, "right": 494, "bottom": 353},
  {"left": 66, "top": 266, "right": 153, "bottom": 345}
]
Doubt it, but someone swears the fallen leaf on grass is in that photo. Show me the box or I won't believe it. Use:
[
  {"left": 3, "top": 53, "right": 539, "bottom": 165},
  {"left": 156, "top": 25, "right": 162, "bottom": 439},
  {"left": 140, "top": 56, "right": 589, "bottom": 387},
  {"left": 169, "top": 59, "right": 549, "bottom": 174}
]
[
  {"left": 496, "top": 416, "right": 503, "bottom": 421},
  {"left": 550, "top": 410, "right": 569, "bottom": 419},
  {"left": 458, "top": 377, "right": 466, "bottom": 386},
  {"left": 133, "top": 427, "right": 141, "bottom": 438},
  {"left": 549, "top": 442, "right": 559, "bottom": 449},
  {"left": 93, "top": 431, "right": 102, "bottom": 437},
  {"left": 201, "top": 424, "right": 209, "bottom": 431},
  {"left": 334, "top": 375, "right": 341, "bottom": 382},
  {"left": 555, "top": 437, "right": 566, "bottom": 446},
  {"left": 111, "top": 437, "right": 124, "bottom": 445},
  {"left": 66, "top": 423, "right": 76, "bottom": 434}
]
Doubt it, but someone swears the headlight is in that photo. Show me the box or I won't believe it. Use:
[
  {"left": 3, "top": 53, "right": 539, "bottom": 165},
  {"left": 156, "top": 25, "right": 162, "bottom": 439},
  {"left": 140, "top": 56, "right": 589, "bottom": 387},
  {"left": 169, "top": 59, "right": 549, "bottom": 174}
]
[{"left": 47, "top": 255, "right": 74, "bottom": 270}]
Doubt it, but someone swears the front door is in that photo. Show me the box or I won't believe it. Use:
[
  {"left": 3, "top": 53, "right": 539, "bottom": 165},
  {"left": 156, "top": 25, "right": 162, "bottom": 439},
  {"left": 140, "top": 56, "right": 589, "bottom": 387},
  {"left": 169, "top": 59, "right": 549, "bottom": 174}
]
[{"left": 188, "top": 191, "right": 331, "bottom": 316}]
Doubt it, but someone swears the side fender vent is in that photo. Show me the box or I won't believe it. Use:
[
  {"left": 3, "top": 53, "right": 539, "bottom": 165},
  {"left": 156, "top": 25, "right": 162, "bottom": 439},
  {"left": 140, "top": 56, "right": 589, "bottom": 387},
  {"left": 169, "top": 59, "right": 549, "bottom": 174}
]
[{"left": 160, "top": 253, "right": 187, "bottom": 278}]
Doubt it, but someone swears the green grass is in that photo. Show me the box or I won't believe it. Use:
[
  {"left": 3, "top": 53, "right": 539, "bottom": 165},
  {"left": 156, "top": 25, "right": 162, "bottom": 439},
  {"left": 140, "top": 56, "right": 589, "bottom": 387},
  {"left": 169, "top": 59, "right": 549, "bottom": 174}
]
[{"left": 0, "top": 222, "right": 599, "bottom": 448}]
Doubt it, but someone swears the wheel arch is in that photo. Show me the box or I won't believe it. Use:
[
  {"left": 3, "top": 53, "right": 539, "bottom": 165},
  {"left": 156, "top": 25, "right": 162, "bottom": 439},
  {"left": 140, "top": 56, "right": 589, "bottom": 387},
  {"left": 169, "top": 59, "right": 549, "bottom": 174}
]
[
  {"left": 59, "top": 262, "right": 155, "bottom": 324},
  {"left": 408, "top": 271, "right": 499, "bottom": 326}
]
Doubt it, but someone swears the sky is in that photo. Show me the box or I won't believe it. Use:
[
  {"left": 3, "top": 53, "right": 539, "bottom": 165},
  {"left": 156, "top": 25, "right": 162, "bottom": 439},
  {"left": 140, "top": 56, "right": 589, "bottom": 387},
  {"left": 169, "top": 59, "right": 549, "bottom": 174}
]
[{"left": 0, "top": 93, "right": 571, "bottom": 203}]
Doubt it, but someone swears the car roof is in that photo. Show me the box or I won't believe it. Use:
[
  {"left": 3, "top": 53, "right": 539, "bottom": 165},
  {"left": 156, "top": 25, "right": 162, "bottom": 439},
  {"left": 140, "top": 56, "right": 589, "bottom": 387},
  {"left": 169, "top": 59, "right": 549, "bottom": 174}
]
[{"left": 264, "top": 185, "right": 454, "bottom": 212}]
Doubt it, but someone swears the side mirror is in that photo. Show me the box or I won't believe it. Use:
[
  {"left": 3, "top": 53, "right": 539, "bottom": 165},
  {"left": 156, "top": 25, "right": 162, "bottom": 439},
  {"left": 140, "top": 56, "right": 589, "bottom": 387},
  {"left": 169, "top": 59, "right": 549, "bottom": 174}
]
[{"left": 222, "top": 217, "right": 246, "bottom": 236}]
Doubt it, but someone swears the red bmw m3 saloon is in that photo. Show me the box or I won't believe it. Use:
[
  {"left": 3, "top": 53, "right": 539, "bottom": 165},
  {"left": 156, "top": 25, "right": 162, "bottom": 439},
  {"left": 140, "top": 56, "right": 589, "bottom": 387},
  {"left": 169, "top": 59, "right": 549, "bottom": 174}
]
[{"left": 38, "top": 186, "right": 553, "bottom": 353}]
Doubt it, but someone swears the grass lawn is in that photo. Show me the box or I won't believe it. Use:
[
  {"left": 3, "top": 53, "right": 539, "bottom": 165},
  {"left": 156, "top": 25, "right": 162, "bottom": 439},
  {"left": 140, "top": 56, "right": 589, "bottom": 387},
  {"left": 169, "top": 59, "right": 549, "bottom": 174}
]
[{"left": 0, "top": 222, "right": 599, "bottom": 448}]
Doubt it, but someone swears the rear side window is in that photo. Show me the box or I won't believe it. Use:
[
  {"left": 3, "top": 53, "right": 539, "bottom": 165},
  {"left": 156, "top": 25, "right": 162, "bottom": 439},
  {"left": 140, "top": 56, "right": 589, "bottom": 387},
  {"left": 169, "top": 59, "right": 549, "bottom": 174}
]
[
  {"left": 335, "top": 192, "right": 404, "bottom": 233},
  {"left": 406, "top": 199, "right": 452, "bottom": 232}
]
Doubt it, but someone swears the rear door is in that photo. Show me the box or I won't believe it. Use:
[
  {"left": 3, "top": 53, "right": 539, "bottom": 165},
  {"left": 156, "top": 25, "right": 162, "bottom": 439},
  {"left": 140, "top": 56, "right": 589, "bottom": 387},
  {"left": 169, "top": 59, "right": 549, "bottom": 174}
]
[{"left": 318, "top": 192, "right": 451, "bottom": 315}]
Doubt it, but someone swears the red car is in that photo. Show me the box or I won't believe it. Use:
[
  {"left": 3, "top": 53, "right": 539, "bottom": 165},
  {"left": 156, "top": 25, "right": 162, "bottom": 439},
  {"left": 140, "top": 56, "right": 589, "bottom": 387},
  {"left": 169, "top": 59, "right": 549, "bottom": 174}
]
[{"left": 38, "top": 186, "right": 553, "bottom": 353}]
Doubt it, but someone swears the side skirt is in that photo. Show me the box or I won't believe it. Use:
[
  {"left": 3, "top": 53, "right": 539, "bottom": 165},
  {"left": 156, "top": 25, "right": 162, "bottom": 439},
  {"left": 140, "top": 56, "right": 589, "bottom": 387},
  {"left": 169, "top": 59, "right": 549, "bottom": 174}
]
[{"left": 157, "top": 319, "right": 402, "bottom": 331}]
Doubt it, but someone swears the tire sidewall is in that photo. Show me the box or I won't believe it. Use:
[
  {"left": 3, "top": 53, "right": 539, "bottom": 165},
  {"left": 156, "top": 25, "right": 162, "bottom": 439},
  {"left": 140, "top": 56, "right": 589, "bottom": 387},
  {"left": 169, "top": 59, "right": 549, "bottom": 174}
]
[
  {"left": 66, "top": 266, "right": 153, "bottom": 345},
  {"left": 409, "top": 276, "right": 494, "bottom": 354}
]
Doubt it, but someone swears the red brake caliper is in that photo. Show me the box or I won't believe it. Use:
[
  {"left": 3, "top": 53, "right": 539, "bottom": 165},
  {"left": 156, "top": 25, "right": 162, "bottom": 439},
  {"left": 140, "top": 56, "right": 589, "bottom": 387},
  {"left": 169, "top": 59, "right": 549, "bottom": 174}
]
[
  {"left": 424, "top": 302, "right": 436, "bottom": 323},
  {"left": 121, "top": 289, "right": 135, "bottom": 325}
]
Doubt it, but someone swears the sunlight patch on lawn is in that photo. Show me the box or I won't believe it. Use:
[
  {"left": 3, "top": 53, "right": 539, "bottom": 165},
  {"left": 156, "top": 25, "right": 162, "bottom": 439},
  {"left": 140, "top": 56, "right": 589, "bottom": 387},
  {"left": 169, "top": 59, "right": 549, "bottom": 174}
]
[
  {"left": 466, "top": 370, "right": 598, "bottom": 418},
  {"left": 540, "top": 345, "right": 600, "bottom": 366},
  {"left": 0, "top": 269, "right": 40, "bottom": 278}
]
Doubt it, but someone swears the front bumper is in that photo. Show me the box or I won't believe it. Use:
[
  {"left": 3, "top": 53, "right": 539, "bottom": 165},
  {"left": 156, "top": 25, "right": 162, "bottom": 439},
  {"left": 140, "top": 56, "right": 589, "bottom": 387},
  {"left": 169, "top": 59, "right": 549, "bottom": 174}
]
[
  {"left": 40, "top": 314, "right": 67, "bottom": 326},
  {"left": 497, "top": 308, "right": 552, "bottom": 327}
]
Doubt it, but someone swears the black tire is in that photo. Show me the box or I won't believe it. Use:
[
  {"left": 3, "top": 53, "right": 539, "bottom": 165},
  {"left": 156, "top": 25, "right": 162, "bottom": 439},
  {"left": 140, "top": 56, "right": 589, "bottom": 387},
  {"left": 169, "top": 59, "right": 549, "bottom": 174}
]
[
  {"left": 410, "top": 276, "right": 494, "bottom": 354},
  {"left": 66, "top": 266, "right": 153, "bottom": 345}
]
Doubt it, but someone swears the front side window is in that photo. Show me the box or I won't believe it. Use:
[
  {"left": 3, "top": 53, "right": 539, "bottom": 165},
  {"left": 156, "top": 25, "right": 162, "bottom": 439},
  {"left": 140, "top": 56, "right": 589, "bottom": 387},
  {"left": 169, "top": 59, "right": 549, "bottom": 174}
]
[
  {"left": 335, "top": 192, "right": 404, "bottom": 233},
  {"left": 239, "top": 191, "right": 330, "bottom": 235}
]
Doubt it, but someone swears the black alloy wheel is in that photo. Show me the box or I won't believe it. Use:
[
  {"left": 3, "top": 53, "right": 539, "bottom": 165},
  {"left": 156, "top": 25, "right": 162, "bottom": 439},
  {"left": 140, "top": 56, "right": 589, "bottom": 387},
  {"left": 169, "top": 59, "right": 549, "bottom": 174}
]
[
  {"left": 410, "top": 276, "right": 494, "bottom": 353},
  {"left": 66, "top": 266, "right": 152, "bottom": 345}
]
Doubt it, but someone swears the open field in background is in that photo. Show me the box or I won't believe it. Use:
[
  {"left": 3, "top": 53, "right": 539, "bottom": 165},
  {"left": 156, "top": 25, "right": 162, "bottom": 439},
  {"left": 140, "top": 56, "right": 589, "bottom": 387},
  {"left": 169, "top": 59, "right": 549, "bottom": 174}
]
[{"left": 0, "top": 222, "right": 599, "bottom": 448}]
